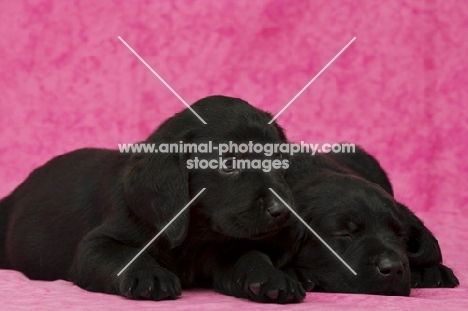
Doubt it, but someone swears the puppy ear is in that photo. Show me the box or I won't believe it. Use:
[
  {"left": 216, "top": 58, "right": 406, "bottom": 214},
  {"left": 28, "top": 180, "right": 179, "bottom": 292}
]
[
  {"left": 398, "top": 203, "right": 442, "bottom": 266},
  {"left": 123, "top": 152, "right": 190, "bottom": 248},
  {"left": 330, "top": 144, "right": 394, "bottom": 195}
]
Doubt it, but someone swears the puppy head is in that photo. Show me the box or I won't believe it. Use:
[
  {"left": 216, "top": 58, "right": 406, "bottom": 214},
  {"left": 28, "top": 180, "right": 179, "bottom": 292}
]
[
  {"left": 292, "top": 174, "right": 412, "bottom": 296},
  {"left": 124, "top": 95, "right": 294, "bottom": 246},
  {"left": 183, "top": 96, "right": 294, "bottom": 239},
  {"left": 330, "top": 147, "right": 443, "bottom": 269},
  {"left": 188, "top": 148, "right": 292, "bottom": 240}
]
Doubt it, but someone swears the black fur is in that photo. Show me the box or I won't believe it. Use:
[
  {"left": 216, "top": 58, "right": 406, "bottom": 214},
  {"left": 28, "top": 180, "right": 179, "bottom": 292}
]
[
  {"left": 173, "top": 218, "right": 305, "bottom": 303},
  {"left": 0, "top": 95, "right": 300, "bottom": 302},
  {"left": 284, "top": 146, "right": 459, "bottom": 295}
]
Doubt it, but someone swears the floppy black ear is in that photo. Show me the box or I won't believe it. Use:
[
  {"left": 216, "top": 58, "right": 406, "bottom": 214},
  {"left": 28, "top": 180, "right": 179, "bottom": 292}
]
[
  {"left": 398, "top": 203, "right": 442, "bottom": 266},
  {"left": 123, "top": 151, "right": 190, "bottom": 248},
  {"left": 330, "top": 144, "right": 394, "bottom": 195}
]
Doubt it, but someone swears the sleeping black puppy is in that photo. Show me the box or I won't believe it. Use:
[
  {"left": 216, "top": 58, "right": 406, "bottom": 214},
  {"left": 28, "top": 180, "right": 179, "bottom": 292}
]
[
  {"left": 0, "top": 95, "right": 300, "bottom": 301},
  {"left": 284, "top": 147, "right": 459, "bottom": 295}
]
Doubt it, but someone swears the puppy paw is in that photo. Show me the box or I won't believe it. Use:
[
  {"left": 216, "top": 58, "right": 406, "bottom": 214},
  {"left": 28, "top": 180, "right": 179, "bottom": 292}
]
[
  {"left": 118, "top": 266, "right": 182, "bottom": 300},
  {"left": 283, "top": 267, "right": 317, "bottom": 292},
  {"left": 411, "top": 264, "right": 459, "bottom": 288},
  {"left": 235, "top": 267, "right": 305, "bottom": 303}
]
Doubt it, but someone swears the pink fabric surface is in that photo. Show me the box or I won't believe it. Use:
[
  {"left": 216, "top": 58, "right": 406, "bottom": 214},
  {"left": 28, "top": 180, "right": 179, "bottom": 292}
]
[{"left": 0, "top": 0, "right": 467, "bottom": 310}]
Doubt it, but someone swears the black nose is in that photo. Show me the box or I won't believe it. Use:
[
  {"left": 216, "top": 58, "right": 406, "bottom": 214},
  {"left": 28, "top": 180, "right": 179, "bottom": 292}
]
[
  {"left": 266, "top": 201, "right": 289, "bottom": 219},
  {"left": 376, "top": 257, "right": 404, "bottom": 279}
]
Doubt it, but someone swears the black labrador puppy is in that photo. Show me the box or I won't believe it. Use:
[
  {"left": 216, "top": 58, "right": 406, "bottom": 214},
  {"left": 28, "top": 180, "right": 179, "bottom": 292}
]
[
  {"left": 284, "top": 147, "right": 459, "bottom": 295},
  {"left": 0, "top": 95, "right": 299, "bottom": 301}
]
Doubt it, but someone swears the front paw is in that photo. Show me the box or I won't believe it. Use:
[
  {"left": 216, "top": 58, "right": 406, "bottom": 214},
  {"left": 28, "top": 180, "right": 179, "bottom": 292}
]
[
  {"left": 235, "top": 267, "right": 305, "bottom": 303},
  {"left": 411, "top": 264, "right": 459, "bottom": 288},
  {"left": 118, "top": 266, "right": 182, "bottom": 300},
  {"left": 283, "top": 267, "right": 317, "bottom": 292}
]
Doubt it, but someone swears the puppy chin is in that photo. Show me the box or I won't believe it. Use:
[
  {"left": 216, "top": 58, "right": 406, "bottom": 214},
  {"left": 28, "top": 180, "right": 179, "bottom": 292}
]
[
  {"left": 369, "top": 283, "right": 411, "bottom": 297},
  {"left": 247, "top": 227, "right": 282, "bottom": 240},
  {"left": 247, "top": 214, "right": 293, "bottom": 239},
  {"left": 316, "top": 284, "right": 410, "bottom": 297},
  {"left": 209, "top": 208, "right": 293, "bottom": 239},
  {"left": 323, "top": 278, "right": 411, "bottom": 297}
]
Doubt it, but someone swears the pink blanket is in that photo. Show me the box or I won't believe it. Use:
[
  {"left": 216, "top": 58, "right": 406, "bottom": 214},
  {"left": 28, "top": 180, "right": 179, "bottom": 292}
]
[{"left": 1, "top": 0, "right": 466, "bottom": 310}]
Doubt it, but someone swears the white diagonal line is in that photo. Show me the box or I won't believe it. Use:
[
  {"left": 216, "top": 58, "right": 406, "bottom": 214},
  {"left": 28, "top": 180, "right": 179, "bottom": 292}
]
[
  {"left": 268, "top": 188, "right": 357, "bottom": 275},
  {"left": 268, "top": 37, "right": 356, "bottom": 124},
  {"left": 117, "top": 188, "right": 206, "bottom": 276},
  {"left": 117, "top": 36, "right": 207, "bottom": 125}
]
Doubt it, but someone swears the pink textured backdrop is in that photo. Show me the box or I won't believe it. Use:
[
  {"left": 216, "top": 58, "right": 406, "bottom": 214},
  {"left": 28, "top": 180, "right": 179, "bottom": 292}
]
[{"left": 0, "top": 0, "right": 467, "bottom": 310}]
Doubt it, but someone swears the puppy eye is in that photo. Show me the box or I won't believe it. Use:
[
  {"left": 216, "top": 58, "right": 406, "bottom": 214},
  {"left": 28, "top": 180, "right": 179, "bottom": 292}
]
[
  {"left": 332, "top": 231, "right": 353, "bottom": 239},
  {"left": 220, "top": 157, "right": 236, "bottom": 173}
]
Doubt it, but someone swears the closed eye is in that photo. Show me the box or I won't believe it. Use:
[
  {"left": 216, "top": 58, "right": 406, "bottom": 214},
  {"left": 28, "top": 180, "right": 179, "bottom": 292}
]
[
  {"left": 330, "top": 220, "right": 362, "bottom": 239},
  {"left": 331, "top": 231, "right": 353, "bottom": 239}
]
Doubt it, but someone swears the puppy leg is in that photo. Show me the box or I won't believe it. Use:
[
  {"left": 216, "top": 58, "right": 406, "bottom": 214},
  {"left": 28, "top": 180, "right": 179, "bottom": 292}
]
[
  {"left": 212, "top": 250, "right": 305, "bottom": 304},
  {"left": 411, "top": 264, "right": 459, "bottom": 288},
  {"left": 69, "top": 229, "right": 181, "bottom": 300},
  {"left": 283, "top": 267, "right": 317, "bottom": 292}
]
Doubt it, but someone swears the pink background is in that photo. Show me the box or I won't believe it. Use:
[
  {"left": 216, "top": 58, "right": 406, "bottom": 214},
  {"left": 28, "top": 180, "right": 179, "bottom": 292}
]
[{"left": 0, "top": 0, "right": 467, "bottom": 310}]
